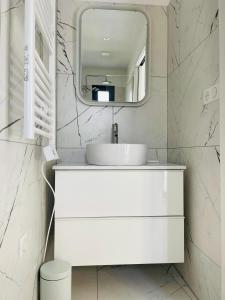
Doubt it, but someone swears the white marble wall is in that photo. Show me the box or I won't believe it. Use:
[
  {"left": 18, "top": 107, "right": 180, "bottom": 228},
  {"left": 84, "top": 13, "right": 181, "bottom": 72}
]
[
  {"left": 167, "top": 0, "right": 220, "bottom": 299},
  {"left": 56, "top": 0, "right": 168, "bottom": 163},
  {"left": 0, "top": 1, "right": 50, "bottom": 299}
]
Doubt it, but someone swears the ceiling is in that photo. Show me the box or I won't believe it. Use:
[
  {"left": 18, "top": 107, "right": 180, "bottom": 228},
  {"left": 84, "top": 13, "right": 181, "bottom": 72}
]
[{"left": 81, "top": 9, "right": 147, "bottom": 70}]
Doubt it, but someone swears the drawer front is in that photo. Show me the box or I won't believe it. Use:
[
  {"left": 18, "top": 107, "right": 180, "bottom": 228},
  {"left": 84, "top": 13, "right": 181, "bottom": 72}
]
[
  {"left": 55, "top": 170, "right": 183, "bottom": 218},
  {"left": 55, "top": 217, "right": 184, "bottom": 266}
]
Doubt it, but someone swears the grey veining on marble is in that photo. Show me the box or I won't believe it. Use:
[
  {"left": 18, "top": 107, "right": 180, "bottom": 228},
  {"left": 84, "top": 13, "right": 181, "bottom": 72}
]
[
  {"left": 56, "top": 0, "right": 168, "bottom": 163},
  {"left": 0, "top": 2, "right": 51, "bottom": 299},
  {"left": 0, "top": 141, "right": 48, "bottom": 300},
  {"left": 168, "top": 0, "right": 219, "bottom": 75},
  {"left": 168, "top": 27, "right": 219, "bottom": 148},
  {"left": 0, "top": 1, "right": 221, "bottom": 300},
  {"left": 167, "top": 0, "right": 220, "bottom": 299}
]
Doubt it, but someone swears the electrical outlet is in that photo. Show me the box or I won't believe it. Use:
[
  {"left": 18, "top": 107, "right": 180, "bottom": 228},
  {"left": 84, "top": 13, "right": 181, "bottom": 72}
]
[
  {"left": 19, "top": 234, "right": 27, "bottom": 258},
  {"left": 203, "top": 84, "right": 219, "bottom": 105}
]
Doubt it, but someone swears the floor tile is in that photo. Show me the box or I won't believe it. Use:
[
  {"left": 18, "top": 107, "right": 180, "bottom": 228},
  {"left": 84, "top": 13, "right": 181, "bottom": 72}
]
[
  {"left": 71, "top": 265, "right": 197, "bottom": 300},
  {"left": 166, "top": 286, "right": 193, "bottom": 299},
  {"left": 72, "top": 267, "right": 97, "bottom": 300},
  {"left": 98, "top": 265, "right": 186, "bottom": 300}
]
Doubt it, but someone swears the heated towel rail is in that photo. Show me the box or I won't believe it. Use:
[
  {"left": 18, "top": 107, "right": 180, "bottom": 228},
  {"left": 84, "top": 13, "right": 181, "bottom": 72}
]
[{"left": 24, "top": 0, "right": 56, "bottom": 144}]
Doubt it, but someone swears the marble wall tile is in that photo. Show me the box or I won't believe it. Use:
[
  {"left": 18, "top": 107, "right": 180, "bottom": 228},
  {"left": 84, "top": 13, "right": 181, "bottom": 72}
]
[
  {"left": 168, "top": 0, "right": 219, "bottom": 73},
  {"left": 0, "top": 2, "right": 51, "bottom": 299},
  {"left": 57, "top": 1, "right": 168, "bottom": 163},
  {"left": 57, "top": 41, "right": 74, "bottom": 75},
  {"left": 167, "top": 0, "right": 181, "bottom": 74},
  {"left": 57, "top": 147, "right": 167, "bottom": 164},
  {"left": 181, "top": 235, "right": 220, "bottom": 300},
  {"left": 168, "top": 147, "right": 221, "bottom": 299},
  {"left": 167, "top": 1, "right": 220, "bottom": 298},
  {"left": 146, "top": 6, "right": 168, "bottom": 77},
  {"left": 113, "top": 77, "right": 167, "bottom": 148},
  {"left": 57, "top": 76, "right": 167, "bottom": 150},
  {"left": 168, "top": 147, "right": 220, "bottom": 266},
  {"left": 57, "top": 74, "right": 113, "bottom": 148},
  {"left": 57, "top": 148, "right": 87, "bottom": 164},
  {"left": 168, "top": 28, "right": 219, "bottom": 148},
  {"left": 179, "top": 0, "right": 218, "bottom": 64},
  {"left": 58, "top": 0, "right": 79, "bottom": 44},
  {"left": 0, "top": 0, "right": 24, "bottom": 141},
  {"left": 147, "top": 148, "right": 167, "bottom": 162},
  {"left": 0, "top": 141, "right": 47, "bottom": 300}
]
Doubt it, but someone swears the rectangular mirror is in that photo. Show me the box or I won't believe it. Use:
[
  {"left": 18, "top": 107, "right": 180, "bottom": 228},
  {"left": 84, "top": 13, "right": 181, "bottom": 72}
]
[{"left": 76, "top": 5, "right": 151, "bottom": 106}]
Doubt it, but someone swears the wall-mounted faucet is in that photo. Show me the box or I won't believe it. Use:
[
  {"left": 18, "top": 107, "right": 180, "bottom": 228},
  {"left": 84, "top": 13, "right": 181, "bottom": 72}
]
[{"left": 112, "top": 123, "right": 118, "bottom": 144}]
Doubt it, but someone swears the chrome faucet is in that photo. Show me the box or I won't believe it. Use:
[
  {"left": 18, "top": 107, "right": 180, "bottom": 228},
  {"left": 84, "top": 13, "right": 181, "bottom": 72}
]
[{"left": 112, "top": 123, "right": 118, "bottom": 144}]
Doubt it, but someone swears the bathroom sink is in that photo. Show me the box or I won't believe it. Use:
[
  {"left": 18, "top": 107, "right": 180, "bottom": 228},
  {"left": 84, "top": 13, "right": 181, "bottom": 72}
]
[{"left": 86, "top": 144, "right": 147, "bottom": 166}]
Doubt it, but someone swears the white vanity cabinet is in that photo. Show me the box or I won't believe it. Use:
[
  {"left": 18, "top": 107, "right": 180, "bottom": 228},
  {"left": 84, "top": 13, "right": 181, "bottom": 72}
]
[{"left": 53, "top": 164, "right": 186, "bottom": 266}]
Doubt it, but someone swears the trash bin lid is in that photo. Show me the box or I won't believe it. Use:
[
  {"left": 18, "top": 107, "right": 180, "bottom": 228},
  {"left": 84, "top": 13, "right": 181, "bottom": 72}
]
[{"left": 40, "top": 260, "right": 71, "bottom": 281}]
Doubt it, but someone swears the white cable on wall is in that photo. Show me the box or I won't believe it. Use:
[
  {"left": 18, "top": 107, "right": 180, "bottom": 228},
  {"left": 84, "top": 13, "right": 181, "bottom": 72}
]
[{"left": 41, "top": 161, "right": 55, "bottom": 263}]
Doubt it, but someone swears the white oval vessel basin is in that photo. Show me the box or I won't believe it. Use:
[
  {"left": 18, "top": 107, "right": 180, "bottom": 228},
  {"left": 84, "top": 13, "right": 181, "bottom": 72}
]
[{"left": 86, "top": 144, "right": 147, "bottom": 166}]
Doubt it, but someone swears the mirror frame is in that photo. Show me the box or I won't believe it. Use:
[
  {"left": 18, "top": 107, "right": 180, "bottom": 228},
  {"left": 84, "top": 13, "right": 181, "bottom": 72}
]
[{"left": 75, "top": 4, "right": 151, "bottom": 107}]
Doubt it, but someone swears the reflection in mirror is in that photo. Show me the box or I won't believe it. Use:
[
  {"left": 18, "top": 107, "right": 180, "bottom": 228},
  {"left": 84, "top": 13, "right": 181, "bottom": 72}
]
[{"left": 80, "top": 8, "right": 148, "bottom": 105}]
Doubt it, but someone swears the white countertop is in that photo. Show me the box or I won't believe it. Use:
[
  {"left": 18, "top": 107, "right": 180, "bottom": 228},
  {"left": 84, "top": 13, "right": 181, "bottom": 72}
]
[{"left": 53, "top": 163, "right": 186, "bottom": 170}]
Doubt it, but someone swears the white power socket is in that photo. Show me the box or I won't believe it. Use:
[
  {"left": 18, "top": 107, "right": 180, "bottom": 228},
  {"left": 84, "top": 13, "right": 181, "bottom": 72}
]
[{"left": 203, "top": 84, "right": 219, "bottom": 105}]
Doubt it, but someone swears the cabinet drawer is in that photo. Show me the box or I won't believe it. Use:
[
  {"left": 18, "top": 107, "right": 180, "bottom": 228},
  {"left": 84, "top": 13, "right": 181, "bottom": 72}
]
[
  {"left": 55, "top": 217, "right": 184, "bottom": 266},
  {"left": 55, "top": 170, "right": 183, "bottom": 217}
]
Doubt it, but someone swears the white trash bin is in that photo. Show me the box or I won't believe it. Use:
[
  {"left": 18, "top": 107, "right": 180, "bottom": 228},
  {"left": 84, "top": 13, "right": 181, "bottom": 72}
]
[{"left": 40, "top": 260, "right": 72, "bottom": 300}]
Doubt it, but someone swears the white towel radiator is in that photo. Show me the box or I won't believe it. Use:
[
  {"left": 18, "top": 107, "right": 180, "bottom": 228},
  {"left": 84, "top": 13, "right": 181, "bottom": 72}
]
[{"left": 24, "top": 0, "right": 56, "bottom": 144}]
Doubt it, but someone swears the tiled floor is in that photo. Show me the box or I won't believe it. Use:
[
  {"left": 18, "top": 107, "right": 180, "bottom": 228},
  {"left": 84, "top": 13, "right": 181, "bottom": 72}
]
[{"left": 72, "top": 265, "right": 197, "bottom": 300}]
